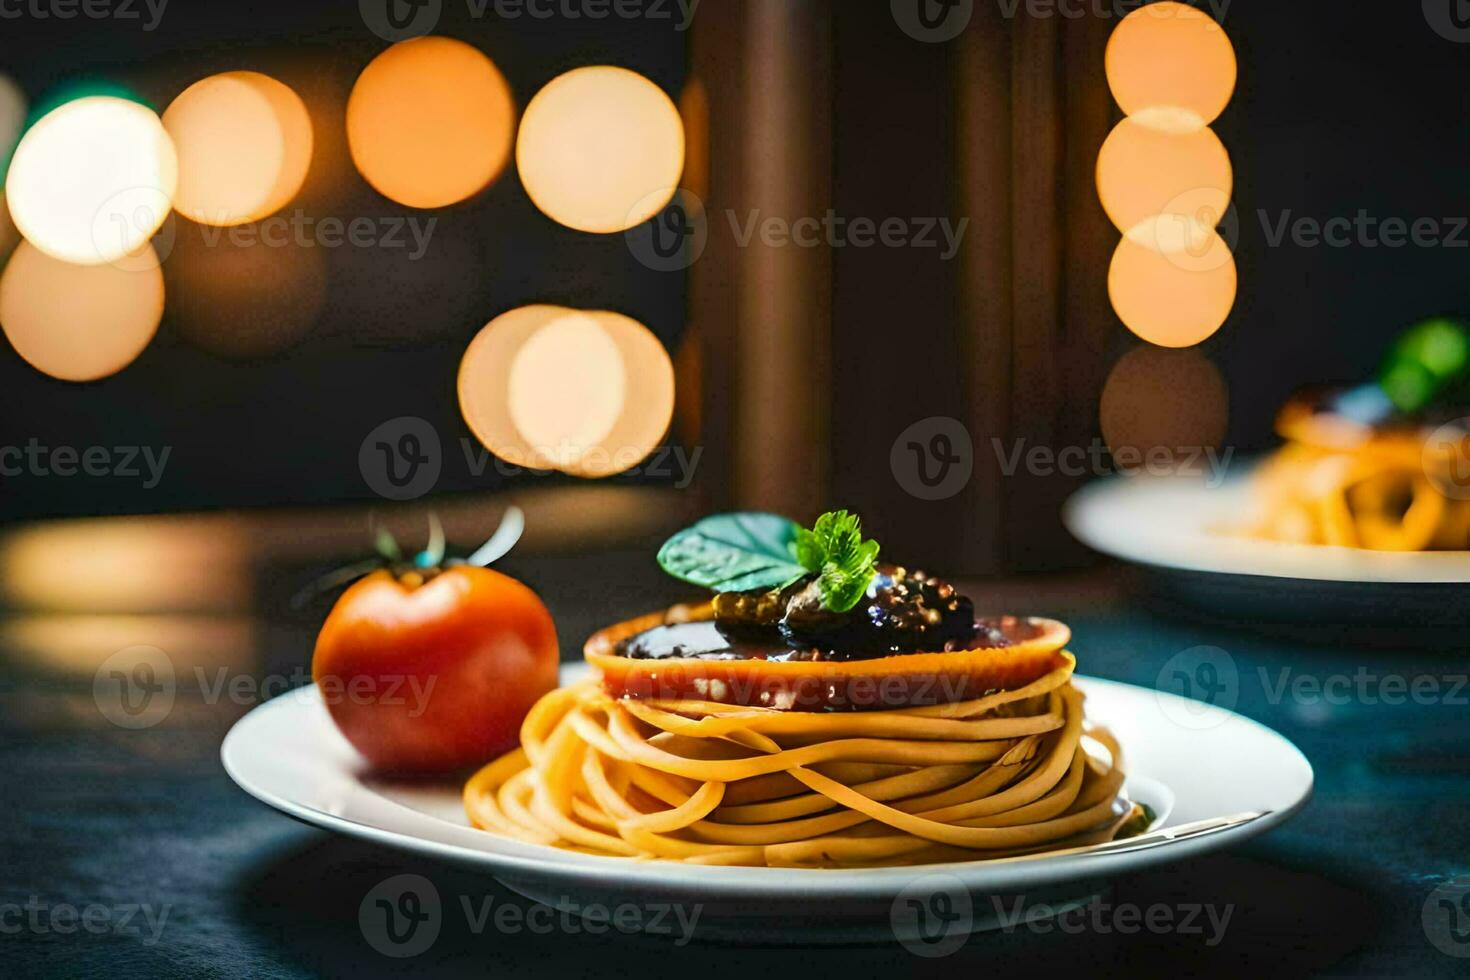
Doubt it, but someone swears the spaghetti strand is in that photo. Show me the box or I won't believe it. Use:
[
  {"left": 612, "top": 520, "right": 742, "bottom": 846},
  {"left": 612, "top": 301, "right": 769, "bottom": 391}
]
[{"left": 464, "top": 647, "right": 1141, "bottom": 868}]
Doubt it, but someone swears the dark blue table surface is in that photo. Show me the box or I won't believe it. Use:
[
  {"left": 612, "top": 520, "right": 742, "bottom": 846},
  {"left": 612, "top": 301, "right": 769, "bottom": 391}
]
[{"left": 3, "top": 554, "right": 1467, "bottom": 978}]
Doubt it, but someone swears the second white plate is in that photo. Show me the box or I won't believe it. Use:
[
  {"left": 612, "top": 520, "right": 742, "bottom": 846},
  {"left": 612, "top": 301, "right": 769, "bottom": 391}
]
[
  {"left": 1065, "top": 473, "right": 1470, "bottom": 583},
  {"left": 1064, "top": 474, "right": 1470, "bottom": 632}
]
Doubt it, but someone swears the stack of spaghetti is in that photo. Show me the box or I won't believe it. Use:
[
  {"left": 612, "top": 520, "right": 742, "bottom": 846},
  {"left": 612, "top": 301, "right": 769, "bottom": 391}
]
[
  {"left": 1245, "top": 407, "right": 1470, "bottom": 551},
  {"left": 464, "top": 652, "right": 1139, "bottom": 868},
  {"left": 1243, "top": 316, "right": 1470, "bottom": 551}
]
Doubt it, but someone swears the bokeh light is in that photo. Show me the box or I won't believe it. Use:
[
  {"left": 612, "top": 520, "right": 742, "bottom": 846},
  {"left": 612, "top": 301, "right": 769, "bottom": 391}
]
[
  {"left": 459, "top": 305, "right": 574, "bottom": 469},
  {"left": 1096, "top": 115, "right": 1231, "bottom": 235},
  {"left": 0, "top": 240, "right": 163, "bottom": 381},
  {"left": 1108, "top": 230, "right": 1236, "bottom": 348},
  {"left": 1123, "top": 212, "right": 1232, "bottom": 272},
  {"left": 1105, "top": 1, "right": 1236, "bottom": 127},
  {"left": 164, "top": 71, "right": 313, "bottom": 226},
  {"left": 508, "top": 312, "right": 626, "bottom": 470},
  {"left": 517, "top": 66, "right": 685, "bottom": 234},
  {"left": 0, "top": 73, "right": 25, "bottom": 171},
  {"left": 6, "top": 96, "right": 176, "bottom": 266},
  {"left": 0, "top": 517, "right": 252, "bottom": 613},
  {"left": 1100, "top": 345, "right": 1228, "bottom": 468},
  {"left": 347, "top": 36, "right": 515, "bottom": 209},
  {"left": 163, "top": 221, "right": 327, "bottom": 359},
  {"left": 0, "top": 616, "right": 256, "bottom": 692},
  {"left": 566, "top": 310, "right": 675, "bottom": 479},
  {"left": 459, "top": 305, "right": 676, "bottom": 477}
]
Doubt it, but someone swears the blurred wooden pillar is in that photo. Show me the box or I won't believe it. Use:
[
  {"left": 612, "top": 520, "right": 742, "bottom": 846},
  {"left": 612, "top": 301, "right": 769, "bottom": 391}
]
[
  {"left": 691, "top": 3, "right": 1113, "bottom": 572},
  {"left": 952, "top": 6, "right": 1117, "bottom": 573},
  {"left": 690, "top": 0, "right": 833, "bottom": 522},
  {"left": 954, "top": 4, "right": 1016, "bottom": 573},
  {"left": 826, "top": 4, "right": 969, "bottom": 565}
]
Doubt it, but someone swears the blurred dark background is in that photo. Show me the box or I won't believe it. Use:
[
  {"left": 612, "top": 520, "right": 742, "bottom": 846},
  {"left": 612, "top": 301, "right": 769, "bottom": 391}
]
[
  {"left": 2, "top": 9, "right": 1468, "bottom": 977},
  {"left": 2, "top": 0, "right": 1470, "bottom": 571},
  {"left": 0, "top": 1, "right": 690, "bottom": 517}
]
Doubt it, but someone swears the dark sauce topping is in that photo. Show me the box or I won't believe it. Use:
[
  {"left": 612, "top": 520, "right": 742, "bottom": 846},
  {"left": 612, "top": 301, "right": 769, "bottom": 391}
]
[{"left": 617, "top": 565, "right": 1010, "bottom": 662}]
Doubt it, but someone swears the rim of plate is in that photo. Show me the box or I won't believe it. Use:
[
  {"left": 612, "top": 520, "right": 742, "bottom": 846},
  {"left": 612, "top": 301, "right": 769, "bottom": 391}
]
[
  {"left": 1064, "top": 474, "right": 1470, "bottom": 584},
  {"left": 221, "top": 666, "right": 1313, "bottom": 900}
]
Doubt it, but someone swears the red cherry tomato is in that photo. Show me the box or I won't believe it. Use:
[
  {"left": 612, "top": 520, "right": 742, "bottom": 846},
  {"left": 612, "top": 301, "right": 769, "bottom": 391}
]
[{"left": 312, "top": 566, "right": 558, "bottom": 773}]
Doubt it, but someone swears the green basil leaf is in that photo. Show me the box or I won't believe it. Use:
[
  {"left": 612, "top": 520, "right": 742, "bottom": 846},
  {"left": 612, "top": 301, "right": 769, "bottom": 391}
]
[
  {"left": 657, "top": 512, "right": 809, "bottom": 593},
  {"left": 805, "top": 511, "right": 880, "bottom": 612}
]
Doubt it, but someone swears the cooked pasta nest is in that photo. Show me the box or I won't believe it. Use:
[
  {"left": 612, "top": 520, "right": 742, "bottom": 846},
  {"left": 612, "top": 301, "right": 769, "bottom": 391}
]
[
  {"left": 1243, "top": 412, "right": 1470, "bottom": 551},
  {"left": 463, "top": 650, "right": 1144, "bottom": 868}
]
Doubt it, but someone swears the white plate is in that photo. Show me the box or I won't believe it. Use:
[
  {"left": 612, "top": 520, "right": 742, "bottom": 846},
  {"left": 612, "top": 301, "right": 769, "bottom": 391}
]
[
  {"left": 1064, "top": 473, "right": 1470, "bottom": 583},
  {"left": 222, "top": 663, "right": 1311, "bottom": 940}
]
